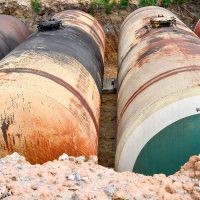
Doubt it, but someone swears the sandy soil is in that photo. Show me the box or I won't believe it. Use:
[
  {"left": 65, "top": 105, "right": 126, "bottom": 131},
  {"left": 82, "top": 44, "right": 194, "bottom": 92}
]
[
  {"left": 0, "top": 0, "right": 200, "bottom": 170},
  {"left": 99, "top": 94, "right": 117, "bottom": 168},
  {"left": 0, "top": 153, "right": 200, "bottom": 200}
]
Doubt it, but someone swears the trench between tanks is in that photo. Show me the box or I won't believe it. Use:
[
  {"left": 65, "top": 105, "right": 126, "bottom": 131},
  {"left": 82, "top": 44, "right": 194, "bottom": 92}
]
[{"left": 1, "top": 3, "right": 200, "bottom": 176}]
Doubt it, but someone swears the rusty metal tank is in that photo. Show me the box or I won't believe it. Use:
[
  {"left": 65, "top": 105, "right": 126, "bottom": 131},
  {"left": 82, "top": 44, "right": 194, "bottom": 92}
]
[
  {"left": 194, "top": 19, "right": 200, "bottom": 38},
  {"left": 116, "top": 6, "right": 200, "bottom": 175},
  {"left": 0, "top": 10, "right": 105, "bottom": 164},
  {"left": 0, "top": 15, "right": 30, "bottom": 59}
]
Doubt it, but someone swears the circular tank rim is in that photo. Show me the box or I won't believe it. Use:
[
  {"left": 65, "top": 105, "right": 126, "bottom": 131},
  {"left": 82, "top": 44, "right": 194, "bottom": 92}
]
[
  {"left": 133, "top": 113, "right": 200, "bottom": 175},
  {"left": 115, "top": 95, "right": 200, "bottom": 172}
]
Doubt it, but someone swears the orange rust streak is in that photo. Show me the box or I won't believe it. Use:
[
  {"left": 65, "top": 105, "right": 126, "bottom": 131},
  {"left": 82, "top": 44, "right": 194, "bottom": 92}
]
[{"left": 0, "top": 68, "right": 99, "bottom": 134}]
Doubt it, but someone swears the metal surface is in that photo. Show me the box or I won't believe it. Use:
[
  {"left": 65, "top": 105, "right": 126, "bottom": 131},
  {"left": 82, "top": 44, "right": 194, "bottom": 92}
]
[
  {"left": 37, "top": 19, "right": 63, "bottom": 32},
  {"left": 0, "top": 15, "right": 30, "bottom": 59},
  {"left": 116, "top": 6, "right": 200, "bottom": 175},
  {"left": 0, "top": 10, "right": 105, "bottom": 164},
  {"left": 150, "top": 15, "right": 176, "bottom": 28},
  {"left": 133, "top": 114, "right": 200, "bottom": 175},
  {"left": 194, "top": 19, "right": 200, "bottom": 38}
]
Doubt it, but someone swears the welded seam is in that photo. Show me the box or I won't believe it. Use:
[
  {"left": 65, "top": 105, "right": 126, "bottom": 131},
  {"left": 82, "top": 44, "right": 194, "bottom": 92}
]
[
  {"left": 0, "top": 67, "right": 99, "bottom": 134},
  {"left": 118, "top": 66, "right": 200, "bottom": 124}
]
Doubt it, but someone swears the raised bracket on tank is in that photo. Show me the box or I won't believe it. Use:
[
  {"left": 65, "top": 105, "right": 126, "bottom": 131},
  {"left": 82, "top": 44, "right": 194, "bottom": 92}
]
[
  {"left": 150, "top": 15, "right": 176, "bottom": 28},
  {"left": 37, "top": 19, "right": 63, "bottom": 32},
  {"left": 103, "top": 78, "right": 117, "bottom": 94}
]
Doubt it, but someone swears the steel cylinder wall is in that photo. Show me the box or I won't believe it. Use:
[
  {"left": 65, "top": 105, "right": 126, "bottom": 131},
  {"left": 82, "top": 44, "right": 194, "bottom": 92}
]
[
  {"left": 0, "top": 15, "right": 30, "bottom": 59},
  {"left": 0, "top": 10, "right": 105, "bottom": 164},
  {"left": 116, "top": 6, "right": 200, "bottom": 175}
]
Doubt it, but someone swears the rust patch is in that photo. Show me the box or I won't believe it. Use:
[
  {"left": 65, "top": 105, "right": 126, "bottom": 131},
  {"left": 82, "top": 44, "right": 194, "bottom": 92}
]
[
  {"left": 0, "top": 68, "right": 99, "bottom": 134},
  {"left": 151, "top": 37, "right": 200, "bottom": 56},
  {"left": 119, "top": 34, "right": 200, "bottom": 90},
  {"left": 21, "top": 117, "right": 96, "bottom": 164},
  {"left": 136, "top": 46, "right": 162, "bottom": 64},
  {"left": 118, "top": 36, "right": 165, "bottom": 90},
  {"left": 135, "top": 26, "right": 152, "bottom": 40}
]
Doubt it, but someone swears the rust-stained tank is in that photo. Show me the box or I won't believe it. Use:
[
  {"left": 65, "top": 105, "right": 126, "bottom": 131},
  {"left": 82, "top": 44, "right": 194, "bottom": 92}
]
[
  {"left": 0, "top": 10, "right": 105, "bottom": 164},
  {"left": 194, "top": 19, "right": 200, "bottom": 38},
  {"left": 0, "top": 15, "right": 30, "bottom": 59},
  {"left": 116, "top": 6, "right": 200, "bottom": 175}
]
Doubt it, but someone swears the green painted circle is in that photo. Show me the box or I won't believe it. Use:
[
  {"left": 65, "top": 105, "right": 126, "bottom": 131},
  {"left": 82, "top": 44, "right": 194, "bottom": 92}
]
[{"left": 133, "top": 114, "right": 200, "bottom": 175}]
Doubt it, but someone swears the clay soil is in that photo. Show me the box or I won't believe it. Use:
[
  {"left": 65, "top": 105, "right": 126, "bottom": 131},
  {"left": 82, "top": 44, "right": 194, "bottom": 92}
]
[
  {"left": 1, "top": 153, "right": 200, "bottom": 199},
  {"left": 1, "top": 0, "right": 200, "bottom": 169},
  {"left": 1, "top": 0, "right": 200, "bottom": 172}
]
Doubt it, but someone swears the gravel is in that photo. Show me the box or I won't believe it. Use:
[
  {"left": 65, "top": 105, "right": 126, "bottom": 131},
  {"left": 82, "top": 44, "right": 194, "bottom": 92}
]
[{"left": 0, "top": 153, "right": 200, "bottom": 199}]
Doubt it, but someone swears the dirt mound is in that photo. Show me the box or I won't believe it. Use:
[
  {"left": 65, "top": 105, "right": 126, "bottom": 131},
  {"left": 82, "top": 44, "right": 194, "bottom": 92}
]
[{"left": 0, "top": 153, "right": 200, "bottom": 199}]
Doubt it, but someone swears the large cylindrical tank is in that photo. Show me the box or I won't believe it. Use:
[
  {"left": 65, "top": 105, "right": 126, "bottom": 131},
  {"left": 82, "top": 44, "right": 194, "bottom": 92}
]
[
  {"left": 194, "top": 19, "right": 200, "bottom": 38},
  {"left": 0, "top": 10, "right": 105, "bottom": 164},
  {"left": 0, "top": 15, "right": 30, "bottom": 59},
  {"left": 116, "top": 6, "right": 200, "bottom": 175}
]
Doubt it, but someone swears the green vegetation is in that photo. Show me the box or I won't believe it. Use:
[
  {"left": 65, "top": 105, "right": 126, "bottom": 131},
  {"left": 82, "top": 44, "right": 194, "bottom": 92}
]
[
  {"left": 31, "top": 0, "right": 41, "bottom": 13},
  {"left": 90, "top": 0, "right": 189, "bottom": 14},
  {"left": 89, "top": 0, "right": 114, "bottom": 15},
  {"left": 162, "top": 0, "right": 171, "bottom": 6},
  {"left": 89, "top": 2, "right": 95, "bottom": 16},
  {"left": 139, "top": 0, "right": 157, "bottom": 6},
  {"left": 104, "top": 0, "right": 112, "bottom": 15},
  {"left": 120, "top": 0, "right": 129, "bottom": 8},
  {"left": 139, "top": 0, "right": 189, "bottom": 7},
  {"left": 171, "top": 0, "right": 189, "bottom": 4},
  {"left": 89, "top": 0, "right": 128, "bottom": 15}
]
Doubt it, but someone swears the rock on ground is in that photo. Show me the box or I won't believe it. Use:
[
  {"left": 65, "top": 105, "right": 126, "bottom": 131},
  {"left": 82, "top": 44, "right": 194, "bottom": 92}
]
[{"left": 0, "top": 153, "right": 200, "bottom": 199}]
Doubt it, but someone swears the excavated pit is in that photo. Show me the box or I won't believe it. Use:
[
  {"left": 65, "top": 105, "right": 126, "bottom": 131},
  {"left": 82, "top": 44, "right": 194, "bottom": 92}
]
[{"left": 0, "top": 0, "right": 200, "bottom": 172}]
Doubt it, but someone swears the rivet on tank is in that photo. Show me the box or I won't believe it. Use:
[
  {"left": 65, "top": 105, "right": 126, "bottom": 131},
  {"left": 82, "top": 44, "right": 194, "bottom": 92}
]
[
  {"left": 194, "top": 19, "right": 200, "bottom": 38},
  {"left": 0, "top": 10, "right": 105, "bottom": 164},
  {"left": 0, "top": 15, "right": 31, "bottom": 59},
  {"left": 116, "top": 6, "right": 200, "bottom": 175}
]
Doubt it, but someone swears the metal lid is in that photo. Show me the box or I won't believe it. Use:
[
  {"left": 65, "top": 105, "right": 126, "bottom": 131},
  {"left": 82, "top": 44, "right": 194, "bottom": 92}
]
[
  {"left": 150, "top": 15, "right": 176, "bottom": 28},
  {"left": 37, "top": 19, "right": 62, "bottom": 32}
]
